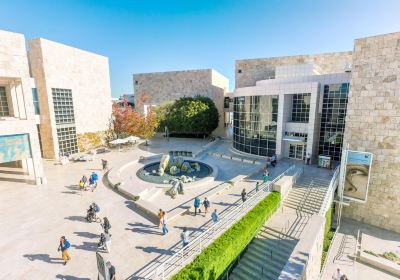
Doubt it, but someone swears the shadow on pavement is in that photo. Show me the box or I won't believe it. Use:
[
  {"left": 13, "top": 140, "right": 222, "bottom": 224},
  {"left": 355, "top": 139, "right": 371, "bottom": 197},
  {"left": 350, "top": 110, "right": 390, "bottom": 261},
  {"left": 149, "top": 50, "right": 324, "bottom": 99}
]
[
  {"left": 23, "top": 254, "right": 64, "bottom": 264},
  {"left": 72, "top": 241, "right": 98, "bottom": 252},
  {"left": 126, "top": 223, "right": 162, "bottom": 235},
  {"left": 135, "top": 245, "right": 174, "bottom": 255},
  {"left": 74, "top": 231, "right": 98, "bottom": 239},
  {"left": 56, "top": 274, "right": 91, "bottom": 280},
  {"left": 64, "top": 216, "right": 87, "bottom": 222}
]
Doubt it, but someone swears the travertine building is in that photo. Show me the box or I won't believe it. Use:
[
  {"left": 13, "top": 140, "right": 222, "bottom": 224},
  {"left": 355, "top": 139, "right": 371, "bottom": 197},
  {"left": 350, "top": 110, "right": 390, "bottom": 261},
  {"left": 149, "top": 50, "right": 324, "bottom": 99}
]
[
  {"left": 29, "top": 38, "right": 112, "bottom": 158},
  {"left": 133, "top": 69, "right": 229, "bottom": 136},
  {"left": 0, "top": 30, "right": 45, "bottom": 184},
  {"left": 342, "top": 32, "right": 400, "bottom": 232}
]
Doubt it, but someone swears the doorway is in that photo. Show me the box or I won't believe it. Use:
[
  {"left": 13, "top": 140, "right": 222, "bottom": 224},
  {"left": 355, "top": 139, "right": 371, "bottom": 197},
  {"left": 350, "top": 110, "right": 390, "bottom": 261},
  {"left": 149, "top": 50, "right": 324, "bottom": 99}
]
[{"left": 289, "top": 144, "right": 305, "bottom": 160}]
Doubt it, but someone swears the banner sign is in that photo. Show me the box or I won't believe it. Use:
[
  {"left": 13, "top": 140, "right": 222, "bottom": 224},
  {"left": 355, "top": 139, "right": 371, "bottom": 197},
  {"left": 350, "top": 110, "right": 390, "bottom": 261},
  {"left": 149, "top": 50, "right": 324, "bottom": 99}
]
[
  {"left": 96, "top": 252, "right": 109, "bottom": 280},
  {"left": 0, "top": 134, "right": 32, "bottom": 164},
  {"left": 343, "top": 150, "right": 373, "bottom": 202}
]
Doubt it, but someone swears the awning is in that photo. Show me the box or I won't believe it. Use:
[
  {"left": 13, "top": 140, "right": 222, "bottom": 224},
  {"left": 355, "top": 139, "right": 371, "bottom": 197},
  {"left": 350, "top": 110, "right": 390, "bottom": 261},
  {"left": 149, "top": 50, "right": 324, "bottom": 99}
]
[{"left": 282, "top": 136, "right": 306, "bottom": 143}]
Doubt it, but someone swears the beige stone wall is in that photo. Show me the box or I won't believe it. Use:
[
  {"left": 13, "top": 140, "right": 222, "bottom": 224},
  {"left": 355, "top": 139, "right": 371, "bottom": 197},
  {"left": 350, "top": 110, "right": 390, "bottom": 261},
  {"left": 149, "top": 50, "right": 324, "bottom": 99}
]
[
  {"left": 0, "top": 30, "right": 44, "bottom": 182},
  {"left": 29, "top": 38, "right": 112, "bottom": 158},
  {"left": 235, "top": 52, "right": 353, "bottom": 88},
  {"left": 133, "top": 69, "right": 228, "bottom": 136},
  {"left": 342, "top": 32, "right": 400, "bottom": 233}
]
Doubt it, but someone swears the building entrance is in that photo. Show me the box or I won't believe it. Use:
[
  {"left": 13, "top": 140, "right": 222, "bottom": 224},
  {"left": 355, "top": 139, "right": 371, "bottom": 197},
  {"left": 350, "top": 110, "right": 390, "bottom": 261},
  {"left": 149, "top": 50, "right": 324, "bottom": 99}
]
[{"left": 289, "top": 144, "right": 305, "bottom": 160}]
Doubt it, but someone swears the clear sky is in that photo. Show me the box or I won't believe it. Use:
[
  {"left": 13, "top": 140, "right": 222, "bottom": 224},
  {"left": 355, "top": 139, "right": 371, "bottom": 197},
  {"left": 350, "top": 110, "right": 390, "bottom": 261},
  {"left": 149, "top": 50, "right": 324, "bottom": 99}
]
[{"left": 1, "top": 0, "right": 399, "bottom": 96}]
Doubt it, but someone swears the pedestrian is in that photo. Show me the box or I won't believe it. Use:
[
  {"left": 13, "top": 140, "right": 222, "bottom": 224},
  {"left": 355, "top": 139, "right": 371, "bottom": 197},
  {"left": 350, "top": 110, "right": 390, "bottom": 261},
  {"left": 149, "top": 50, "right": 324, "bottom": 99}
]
[
  {"left": 181, "top": 227, "right": 189, "bottom": 248},
  {"left": 102, "top": 159, "right": 108, "bottom": 171},
  {"left": 271, "top": 154, "right": 277, "bottom": 167},
  {"left": 211, "top": 209, "right": 220, "bottom": 224},
  {"left": 58, "top": 236, "right": 71, "bottom": 265},
  {"left": 162, "top": 211, "right": 169, "bottom": 235},
  {"left": 306, "top": 153, "right": 311, "bottom": 165},
  {"left": 194, "top": 196, "right": 201, "bottom": 216},
  {"left": 255, "top": 181, "right": 260, "bottom": 192},
  {"left": 106, "top": 261, "right": 116, "bottom": 280},
  {"left": 203, "top": 197, "right": 210, "bottom": 214},
  {"left": 158, "top": 209, "right": 164, "bottom": 228},
  {"left": 332, "top": 268, "right": 342, "bottom": 280},
  {"left": 101, "top": 217, "right": 111, "bottom": 234},
  {"left": 241, "top": 188, "right": 247, "bottom": 203},
  {"left": 104, "top": 232, "right": 112, "bottom": 253},
  {"left": 263, "top": 168, "right": 270, "bottom": 183},
  {"left": 340, "top": 274, "right": 348, "bottom": 280}
]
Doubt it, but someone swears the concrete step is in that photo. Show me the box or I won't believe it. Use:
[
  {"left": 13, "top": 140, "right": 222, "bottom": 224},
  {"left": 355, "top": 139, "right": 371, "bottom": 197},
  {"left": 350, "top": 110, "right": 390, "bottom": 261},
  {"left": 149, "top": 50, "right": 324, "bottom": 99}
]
[
  {"left": 230, "top": 265, "right": 260, "bottom": 280},
  {"left": 284, "top": 196, "right": 323, "bottom": 207},
  {"left": 283, "top": 204, "right": 318, "bottom": 215},
  {"left": 283, "top": 200, "right": 321, "bottom": 212},
  {"left": 262, "top": 227, "right": 298, "bottom": 241},
  {"left": 240, "top": 256, "right": 283, "bottom": 279},
  {"left": 249, "top": 240, "right": 292, "bottom": 262},
  {"left": 289, "top": 188, "right": 327, "bottom": 197},
  {"left": 252, "top": 236, "right": 296, "bottom": 254}
]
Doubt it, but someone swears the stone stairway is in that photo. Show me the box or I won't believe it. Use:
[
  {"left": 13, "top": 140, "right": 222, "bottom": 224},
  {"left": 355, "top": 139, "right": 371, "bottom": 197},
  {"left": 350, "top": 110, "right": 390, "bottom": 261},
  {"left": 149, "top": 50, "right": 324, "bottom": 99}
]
[
  {"left": 230, "top": 226, "right": 298, "bottom": 280},
  {"left": 229, "top": 172, "right": 332, "bottom": 280},
  {"left": 283, "top": 176, "right": 330, "bottom": 216}
]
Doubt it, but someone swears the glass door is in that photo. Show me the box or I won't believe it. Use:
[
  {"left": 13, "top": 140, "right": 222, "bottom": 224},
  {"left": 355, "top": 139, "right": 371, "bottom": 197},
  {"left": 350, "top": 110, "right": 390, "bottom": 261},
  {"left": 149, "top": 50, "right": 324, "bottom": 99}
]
[{"left": 289, "top": 144, "right": 305, "bottom": 160}]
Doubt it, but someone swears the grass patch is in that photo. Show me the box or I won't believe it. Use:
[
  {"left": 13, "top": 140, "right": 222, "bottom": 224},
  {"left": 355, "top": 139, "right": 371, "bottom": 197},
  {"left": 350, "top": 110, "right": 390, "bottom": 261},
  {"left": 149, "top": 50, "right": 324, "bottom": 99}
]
[
  {"left": 171, "top": 192, "right": 281, "bottom": 280},
  {"left": 363, "top": 250, "right": 379, "bottom": 257},
  {"left": 382, "top": 251, "right": 400, "bottom": 264}
]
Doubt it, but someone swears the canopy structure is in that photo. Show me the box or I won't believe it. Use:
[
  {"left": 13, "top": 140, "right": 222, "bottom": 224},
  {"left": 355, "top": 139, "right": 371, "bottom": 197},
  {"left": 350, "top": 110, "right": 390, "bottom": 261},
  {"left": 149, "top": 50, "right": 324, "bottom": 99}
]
[
  {"left": 122, "top": 136, "right": 140, "bottom": 142},
  {"left": 109, "top": 138, "right": 128, "bottom": 145}
]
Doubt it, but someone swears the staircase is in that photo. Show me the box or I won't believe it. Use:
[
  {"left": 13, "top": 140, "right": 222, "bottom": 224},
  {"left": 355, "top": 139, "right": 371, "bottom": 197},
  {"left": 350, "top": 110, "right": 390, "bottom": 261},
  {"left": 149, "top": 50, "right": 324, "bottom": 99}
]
[
  {"left": 230, "top": 226, "right": 298, "bottom": 280},
  {"left": 283, "top": 176, "right": 330, "bottom": 216},
  {"left": 229, "top": 173, "right": 332, "bottom": 280}
]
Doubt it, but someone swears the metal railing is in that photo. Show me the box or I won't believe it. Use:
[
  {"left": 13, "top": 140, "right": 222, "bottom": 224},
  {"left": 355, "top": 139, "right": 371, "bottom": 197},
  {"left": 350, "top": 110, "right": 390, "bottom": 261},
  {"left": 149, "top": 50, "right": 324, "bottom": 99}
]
[
  {"left": 318, "top": 166, "right": 340, "bottom": 217},
  {"left": 144, "top": 165, "right": 299, "bottom": 280}
]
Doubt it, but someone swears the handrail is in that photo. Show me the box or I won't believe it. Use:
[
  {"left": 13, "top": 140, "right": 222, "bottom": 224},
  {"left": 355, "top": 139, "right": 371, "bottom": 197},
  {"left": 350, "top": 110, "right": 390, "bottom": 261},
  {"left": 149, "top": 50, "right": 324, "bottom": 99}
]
[
  {"left": 318, "top": 225, "right": 340, "bottom": 279},
  {"left": 144, "top": 165, "right": 298, "bottom": 280},
  {"left": 318, "top": 166, "right": 340, "bottom": 217}
]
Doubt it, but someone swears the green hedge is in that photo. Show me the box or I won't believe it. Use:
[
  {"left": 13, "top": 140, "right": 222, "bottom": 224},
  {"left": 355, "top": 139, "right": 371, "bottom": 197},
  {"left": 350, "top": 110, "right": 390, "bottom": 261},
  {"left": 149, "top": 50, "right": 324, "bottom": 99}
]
[
  {"left": 171, "top": 191, "right": 281, "bottom": 280},
  {"left": 321, "top": 204, "right": 335, "bottom": 269}
]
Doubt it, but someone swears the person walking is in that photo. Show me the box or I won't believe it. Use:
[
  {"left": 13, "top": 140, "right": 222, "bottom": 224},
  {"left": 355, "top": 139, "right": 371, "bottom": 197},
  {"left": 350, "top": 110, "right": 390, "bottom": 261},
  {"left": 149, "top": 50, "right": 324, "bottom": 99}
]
[
  {"left": 203, "top": 197, "right": 210, "bottom": 214},
  {"left": 306, "top": 153, "right": 311, "bottom": 165},
  {"left": 58, "top": 236, "right": 71, "bottom": 265},
  {"left": 211, "top": 209, "right": 220, "bottom": 224},
  {"left": 104, "top": 232, "right": 112, "bottom": 253},
  {"left": 194, "top": 196, "right": 201, "bottom": 216},
  {"left": 158, "top": 209, "right": 164, "bottom": 228},
  {"left": 181, "top": 227, "right": 190, "bottom": 249},
  {"left": 255, "top": 181, "right": 260, "bottom": 192},
  {"left": 162, "top": 211, "right": 169, "bottom": 235},
  {"left": 332, "top": 268, "right": 342, "bottom": 280},
  {"left": 271, "top": 154, "right": 277, "bottom": 167},
  {"left": 102, "top": 159, "right": 109, "bottom": 171},
  {"left": 106, "top": 261, "right": 116, "bottom": 280},
  {"left": 101, "top": 217, "right": 111, "bottom": 234},
  {"left": 241, "top": 189, "right": 247, "bottom": 203}
]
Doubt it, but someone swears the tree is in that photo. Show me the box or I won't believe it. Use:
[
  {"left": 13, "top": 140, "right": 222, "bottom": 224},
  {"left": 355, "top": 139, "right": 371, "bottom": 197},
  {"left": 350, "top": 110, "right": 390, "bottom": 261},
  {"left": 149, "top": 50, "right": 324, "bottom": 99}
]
[
  {"left": 161, "top": 96, "right": 219, "bottom": 136},
  {"left": 135, "top": 108, "right": 159, "bottom": 145}
]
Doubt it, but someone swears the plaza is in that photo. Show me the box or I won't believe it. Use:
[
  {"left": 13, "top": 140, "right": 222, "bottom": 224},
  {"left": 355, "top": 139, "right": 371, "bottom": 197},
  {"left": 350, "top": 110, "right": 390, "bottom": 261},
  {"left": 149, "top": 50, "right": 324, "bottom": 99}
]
[{"left": 0, "top": 3, "right": 399, "bottom": 279}]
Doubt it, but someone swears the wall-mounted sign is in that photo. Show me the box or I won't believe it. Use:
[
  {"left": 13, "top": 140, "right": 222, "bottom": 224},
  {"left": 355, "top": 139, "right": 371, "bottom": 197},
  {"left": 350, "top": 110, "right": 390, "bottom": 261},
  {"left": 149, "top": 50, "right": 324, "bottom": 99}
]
[
  {"left": 342, "top": 150, "right": 373, "bottom": 203},
  {"left": 318, "top": 155, "right": 331, "bottom": 168},
  {"left": 0, "top": 134, "right": 32, "bottom": 164}
]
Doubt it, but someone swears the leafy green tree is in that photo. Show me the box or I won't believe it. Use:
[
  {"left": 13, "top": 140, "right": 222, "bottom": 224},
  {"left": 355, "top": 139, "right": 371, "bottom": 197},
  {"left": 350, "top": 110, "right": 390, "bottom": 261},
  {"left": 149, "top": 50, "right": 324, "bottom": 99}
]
[{"left": 158, "top": 96, "right": 219, "bottom": 136}]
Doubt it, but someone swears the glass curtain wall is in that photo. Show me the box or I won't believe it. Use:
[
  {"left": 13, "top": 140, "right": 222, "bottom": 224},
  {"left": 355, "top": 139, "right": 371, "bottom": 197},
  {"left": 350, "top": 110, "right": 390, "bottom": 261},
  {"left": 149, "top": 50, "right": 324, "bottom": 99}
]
[
  {"left": 233, "top": 95, "right": 278, "bottom": 156},
  {"left": 291, "top": 93, "right": 311, "bottom": 122},
  {"left": 318, "top": 83, "right": 349, "bottom": 161}
]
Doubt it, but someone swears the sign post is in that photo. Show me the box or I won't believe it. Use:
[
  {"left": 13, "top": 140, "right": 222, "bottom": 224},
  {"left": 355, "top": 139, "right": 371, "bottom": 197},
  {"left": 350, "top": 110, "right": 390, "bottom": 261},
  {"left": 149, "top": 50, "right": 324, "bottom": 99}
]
[{"left": 96, "top": 252, "right": 109, "bottom": 280}]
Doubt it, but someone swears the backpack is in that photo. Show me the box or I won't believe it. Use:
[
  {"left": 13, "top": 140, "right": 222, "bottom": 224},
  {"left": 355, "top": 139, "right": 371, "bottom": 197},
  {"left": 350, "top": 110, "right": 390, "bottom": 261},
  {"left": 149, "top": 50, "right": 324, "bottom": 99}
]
[
  {"left": 64, "top": 240, "right": 71, "bottom": 249},
  {"left": 94, "top": 205, "right": 100, "bottom": 212}
]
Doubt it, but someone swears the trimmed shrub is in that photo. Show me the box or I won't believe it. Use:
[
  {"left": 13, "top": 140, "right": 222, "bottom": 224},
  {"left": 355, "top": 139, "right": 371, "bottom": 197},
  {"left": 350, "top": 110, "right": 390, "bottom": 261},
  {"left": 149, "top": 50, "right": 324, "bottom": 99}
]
[
  {"left": 321, "top": 204, "right": 335, "bottom": 270},
  {"left": 171, "top": 192, "right": 281, "bottom": 280}
]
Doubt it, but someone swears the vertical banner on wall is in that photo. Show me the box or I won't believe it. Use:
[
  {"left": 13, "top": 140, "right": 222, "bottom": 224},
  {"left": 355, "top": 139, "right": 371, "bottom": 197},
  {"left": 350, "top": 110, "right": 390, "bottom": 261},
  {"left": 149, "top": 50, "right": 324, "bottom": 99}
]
[{"left": 342, "top": 150, "right": 373, "bottom": 203}]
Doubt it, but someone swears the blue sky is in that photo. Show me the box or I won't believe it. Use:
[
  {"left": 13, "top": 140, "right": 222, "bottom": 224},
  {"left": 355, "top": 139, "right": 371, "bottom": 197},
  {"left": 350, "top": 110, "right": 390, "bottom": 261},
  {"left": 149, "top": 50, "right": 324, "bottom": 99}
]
[{"left": 1, "top": 0, "right": 399, "bottom": 96}]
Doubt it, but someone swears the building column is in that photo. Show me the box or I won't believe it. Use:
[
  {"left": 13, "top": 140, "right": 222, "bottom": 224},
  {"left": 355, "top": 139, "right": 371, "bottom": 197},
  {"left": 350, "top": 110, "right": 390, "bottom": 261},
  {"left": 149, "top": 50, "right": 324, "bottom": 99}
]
[{"left": 275, "top": 93, "right": 285, "bottom": 159}]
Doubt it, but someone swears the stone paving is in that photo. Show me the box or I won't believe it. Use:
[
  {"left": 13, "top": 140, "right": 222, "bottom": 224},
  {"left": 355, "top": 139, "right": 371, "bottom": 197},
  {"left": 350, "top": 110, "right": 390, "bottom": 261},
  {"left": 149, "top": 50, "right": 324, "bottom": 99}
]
[
  {"left": 0, "top": 136, "right": 294, "bottom": 279},
  {"left": 321, "top": 218, "right": 400, "bottom": 280}
]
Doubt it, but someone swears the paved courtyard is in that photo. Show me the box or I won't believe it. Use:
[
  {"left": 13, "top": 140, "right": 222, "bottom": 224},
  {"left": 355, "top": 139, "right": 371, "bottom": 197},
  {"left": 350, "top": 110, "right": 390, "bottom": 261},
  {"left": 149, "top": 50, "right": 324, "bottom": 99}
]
[{"left": 0, "top": 137, "right": 293, "bottom": 279}]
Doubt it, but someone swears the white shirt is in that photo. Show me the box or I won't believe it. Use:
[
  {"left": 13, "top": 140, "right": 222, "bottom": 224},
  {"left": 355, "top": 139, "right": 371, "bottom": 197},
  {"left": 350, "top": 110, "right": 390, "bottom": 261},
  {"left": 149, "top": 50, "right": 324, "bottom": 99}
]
[
  {"left": 332, "top": 270, "right": 342, "bottom": 280},
  {"left": 181, "top": 232, "right": 189, "bottom": 243}
]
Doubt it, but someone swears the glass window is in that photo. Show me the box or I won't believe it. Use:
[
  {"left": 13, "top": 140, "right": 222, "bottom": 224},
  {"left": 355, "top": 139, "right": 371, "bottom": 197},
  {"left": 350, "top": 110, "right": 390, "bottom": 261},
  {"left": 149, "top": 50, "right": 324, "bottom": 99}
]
[
  {"left": 291, "top": 93, "right": 311, "bottom": 122},
  {"left": 318, "top": 83, "right": 349, "bottom": 161},
  {"left": 233, "top": 95, "right": 278, "bottom": 156},
  {"left": 0, "top": 86, "right": 10, "bottom": 116},
  {"left": 32, "top": 88, "right": 40, "bottom": 115}
]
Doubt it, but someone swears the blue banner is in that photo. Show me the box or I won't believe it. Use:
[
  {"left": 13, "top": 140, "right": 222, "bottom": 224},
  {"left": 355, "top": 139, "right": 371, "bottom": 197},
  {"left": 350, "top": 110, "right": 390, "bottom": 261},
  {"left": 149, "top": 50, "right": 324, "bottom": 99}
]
[{"left": 0, "top": 134, "right": 32, "bottom": 163}]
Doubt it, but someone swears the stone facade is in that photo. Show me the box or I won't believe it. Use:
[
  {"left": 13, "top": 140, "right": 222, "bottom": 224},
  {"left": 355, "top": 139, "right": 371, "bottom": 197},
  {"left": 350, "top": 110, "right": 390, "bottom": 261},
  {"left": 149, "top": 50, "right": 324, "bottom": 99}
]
[
  {"left": 29, "top": 39, "right": 112, "bottom": 158},
  {"left": 133, "top": 69, "right": 228, "bottom": 136},
  {"left": 0, "top": 30, "right": 44, "bottom": 184},
  {"left": 236, "top": 52, "right": 353, "bottom": 88},
  {"left": 342, "top": 32, "right": 400, "bottom": 233}
]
